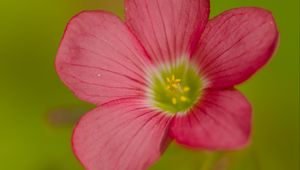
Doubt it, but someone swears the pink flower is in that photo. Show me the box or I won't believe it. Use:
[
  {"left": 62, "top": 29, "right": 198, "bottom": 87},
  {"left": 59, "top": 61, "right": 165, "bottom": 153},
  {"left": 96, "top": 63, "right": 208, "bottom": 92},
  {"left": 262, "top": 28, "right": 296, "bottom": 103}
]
[{"left": 55, "top": 0, "right": 278, "bottom": 169}]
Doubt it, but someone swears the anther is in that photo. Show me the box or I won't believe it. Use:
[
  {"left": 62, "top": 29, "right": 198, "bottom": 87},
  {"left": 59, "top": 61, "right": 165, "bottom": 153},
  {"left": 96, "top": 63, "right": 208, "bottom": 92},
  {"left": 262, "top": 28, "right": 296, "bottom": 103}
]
[
  {"left": 166, "top": 85, "right": 171, "bottom": 90},
  {"left": 172, "top": 97, "right": 177, "bottom": 104},
  {"left": 175, "top": 79, "right": 181, "bottom": 83},
  {"left": 172, "top": 75, "right": 175, "bottom": 81},
  {"left": 172, "top": 84, "right": 178, "bottom": 89},
  {"left": 183, "top": 86, "right": 190, "bottom": 92},
  {"left": 180, "top": 96, "right": 187, "bottom": 102}
]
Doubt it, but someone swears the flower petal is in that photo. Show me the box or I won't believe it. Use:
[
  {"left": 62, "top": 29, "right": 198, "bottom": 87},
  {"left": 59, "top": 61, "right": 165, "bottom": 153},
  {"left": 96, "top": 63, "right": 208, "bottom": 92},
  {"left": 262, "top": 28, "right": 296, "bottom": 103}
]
[
  {"left": 169, "top": 89, "right": 252, "bottom": 150},
  {"left": 193, "top": 8, "right": 279, "bottom": 88},
  {"left": 125, "top": 0, "right": 210, "bottom": 63},
  {"left": 56, "top": 11, "right": 151, "bottom": 104},
  {"left": 72, "top": 98, "right": 172, "bottom": 170}
]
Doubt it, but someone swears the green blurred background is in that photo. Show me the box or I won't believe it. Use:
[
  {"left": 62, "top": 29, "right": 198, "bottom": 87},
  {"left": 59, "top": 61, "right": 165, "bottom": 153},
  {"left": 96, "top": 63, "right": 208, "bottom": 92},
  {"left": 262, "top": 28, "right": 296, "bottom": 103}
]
[{"left": 0, "top": 0, "right": 299, "bottom": 170}]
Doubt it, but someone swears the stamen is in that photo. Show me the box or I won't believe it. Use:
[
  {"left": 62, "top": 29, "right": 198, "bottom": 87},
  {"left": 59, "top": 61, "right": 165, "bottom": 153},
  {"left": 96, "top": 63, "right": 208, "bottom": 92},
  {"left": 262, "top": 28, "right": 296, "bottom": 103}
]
[
  {"left": 175, "top": 79, "right": 181, "bottom": 83},
  {"left": 183, "top": 86, "right": 190, "bottom": 92},
  {"left": 172, "top": 83, "right": 178, "bottom": 89},
  {"left": 149, "top": 59, "right": 202, "bottom": 114},
  {"left": 172, "top": 97, "right": 177, "bottom": 104},
  {"left": 180, "top": 96, "right": 187, "bottom": 102}
]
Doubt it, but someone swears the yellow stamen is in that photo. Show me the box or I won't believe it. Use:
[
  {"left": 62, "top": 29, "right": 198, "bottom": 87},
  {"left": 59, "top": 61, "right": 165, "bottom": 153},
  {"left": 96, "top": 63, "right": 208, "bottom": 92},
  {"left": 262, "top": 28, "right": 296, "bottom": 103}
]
[
  {"left": 166, "top": 77, "right": 171, "bottom": 83},
  {"left": 166, "top": 85, "right": 171, "bottom": 90},
  {"left": 172, "top": 83, "right": 178, "bottom": 88},
  {"left": 175, "top": 79, "right": 181, "bottom": 83},
  {"left": 183, "top": 86, "right": 190, "bottom": 92},
  {"left": 172, "top": 97, "right": 177, "bottom": 104},
  {"left": 172, "top": 74, "right": 175, "bottom": 81},
  {"left": 180, "top": 96, "right": 187, "bottom": 102}
]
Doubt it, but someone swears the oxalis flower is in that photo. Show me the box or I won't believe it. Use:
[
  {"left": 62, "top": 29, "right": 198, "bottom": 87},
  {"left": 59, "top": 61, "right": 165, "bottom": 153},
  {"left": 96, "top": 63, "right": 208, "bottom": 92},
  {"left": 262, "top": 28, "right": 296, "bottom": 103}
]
[{"left": 55, "top": 0, "right": 279, "bottom": 169}]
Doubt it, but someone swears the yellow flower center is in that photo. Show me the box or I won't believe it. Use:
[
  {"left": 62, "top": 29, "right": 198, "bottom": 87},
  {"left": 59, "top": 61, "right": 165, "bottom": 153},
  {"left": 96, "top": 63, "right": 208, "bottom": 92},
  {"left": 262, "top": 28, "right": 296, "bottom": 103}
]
[{"left": 147, "top": 59, "right": 203, "bottom": 114}]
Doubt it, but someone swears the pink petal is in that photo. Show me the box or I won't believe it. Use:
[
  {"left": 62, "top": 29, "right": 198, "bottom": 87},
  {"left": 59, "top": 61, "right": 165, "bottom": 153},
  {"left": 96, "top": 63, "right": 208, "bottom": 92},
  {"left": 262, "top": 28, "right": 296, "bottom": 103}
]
[
  {"left": 72, "top": 98, "right": 172, "bottom": 170},
  {"left": 193, "top": 8, "right": 279, "bottom": 88},
  {"left": 125, "top": 0, "right": 210, "bottom": 63},
  {"left": 169, "top": 89, "right": 252, "bottom": 150},
  {"left": 56, "top": 11, "right": 151, "bottom": 104}
]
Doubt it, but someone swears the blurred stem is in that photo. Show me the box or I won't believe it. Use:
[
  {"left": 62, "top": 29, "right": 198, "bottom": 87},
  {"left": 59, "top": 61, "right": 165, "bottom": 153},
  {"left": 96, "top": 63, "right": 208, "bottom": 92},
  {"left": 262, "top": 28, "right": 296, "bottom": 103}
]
[{"left": 200, "top": 152, "right": 224, "bottom": 170}]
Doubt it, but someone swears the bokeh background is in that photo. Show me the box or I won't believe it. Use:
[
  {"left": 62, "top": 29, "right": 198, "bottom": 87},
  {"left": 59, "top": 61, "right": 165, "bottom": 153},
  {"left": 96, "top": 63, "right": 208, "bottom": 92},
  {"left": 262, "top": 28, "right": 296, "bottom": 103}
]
[{"left": 0, "top": 0, "right": 299, "bottom": 170}]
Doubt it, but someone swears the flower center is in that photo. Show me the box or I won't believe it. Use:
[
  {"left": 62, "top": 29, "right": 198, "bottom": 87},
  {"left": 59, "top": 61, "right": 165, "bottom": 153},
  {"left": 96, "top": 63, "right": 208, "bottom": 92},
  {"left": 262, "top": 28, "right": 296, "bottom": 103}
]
[{"left": 147, "top": 59, "right": 203, "bottom": 114}]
